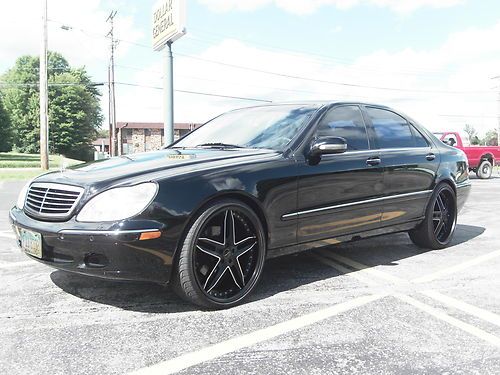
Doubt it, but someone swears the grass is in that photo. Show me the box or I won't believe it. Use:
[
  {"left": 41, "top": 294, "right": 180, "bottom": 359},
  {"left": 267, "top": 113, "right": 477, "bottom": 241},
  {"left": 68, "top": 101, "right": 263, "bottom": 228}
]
[
  {"left": 0, "top": 152, "right": 84, "bottom": 169},
  {"left": 0, "top": 169, "right": 57, "bottom": 181},
  {"left": 0, "top": 152, "right": 85, "bottom": 181}
]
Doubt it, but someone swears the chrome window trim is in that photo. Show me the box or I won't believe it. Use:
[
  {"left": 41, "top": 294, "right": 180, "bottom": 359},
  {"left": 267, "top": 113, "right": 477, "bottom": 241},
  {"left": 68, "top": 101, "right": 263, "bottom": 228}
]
[
  {"left": 319, "top": 146, "right": 432, "bottom": 157},
  {"left": 24, "top": 182, "right": 84, "bottom": 219},
  {"left": 282, "top": 190, "right": 433, "bottom": 220}
]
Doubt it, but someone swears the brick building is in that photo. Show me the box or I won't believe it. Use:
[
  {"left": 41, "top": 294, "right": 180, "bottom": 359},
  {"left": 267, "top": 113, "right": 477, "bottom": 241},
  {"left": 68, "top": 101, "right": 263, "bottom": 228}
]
[{"left": 117, "top": 122, "right": 200, "bottom": 154}]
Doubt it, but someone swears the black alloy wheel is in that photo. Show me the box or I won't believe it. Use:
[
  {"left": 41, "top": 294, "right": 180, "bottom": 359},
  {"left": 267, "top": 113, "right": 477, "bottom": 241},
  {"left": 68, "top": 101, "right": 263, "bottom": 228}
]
[
  {"left": 409, "top": 183, "right": 457, "bottom": 249},
  {"left": 432, "top": 188, "right": 457, "bottom": 244},
  {"left": 173, "top": 199, "right": 266, "bottom": 309}
]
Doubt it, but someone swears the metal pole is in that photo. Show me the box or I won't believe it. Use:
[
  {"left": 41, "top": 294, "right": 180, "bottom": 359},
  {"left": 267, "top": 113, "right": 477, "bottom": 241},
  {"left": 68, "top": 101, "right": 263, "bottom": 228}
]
[
  {"left": 164, "top": 41, "right": 174, "bottom": 146},
  {"left": 107, "top": 10, "right": 118, "bottom": 156},
  {"left": 39, "top": 0, "right": 49, "bottom": 170}
]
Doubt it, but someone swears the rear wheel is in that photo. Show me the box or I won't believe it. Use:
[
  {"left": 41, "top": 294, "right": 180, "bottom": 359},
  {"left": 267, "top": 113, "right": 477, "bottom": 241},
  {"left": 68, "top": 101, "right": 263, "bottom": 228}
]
[
  {"left": 476, "top": 160, "right": 492, "bottom": 179},
  {"left": 172, "top": 199, "right": 266, "bottom": 309},
  {"left": 409, "top": 183, "right": 457, "bottom": 249}
]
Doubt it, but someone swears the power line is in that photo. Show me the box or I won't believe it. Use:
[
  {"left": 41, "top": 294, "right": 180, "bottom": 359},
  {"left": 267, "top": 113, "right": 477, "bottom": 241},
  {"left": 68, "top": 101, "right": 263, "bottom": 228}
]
[
  {"left": 187, "top": 27, "right": 456, "bottom": 77},
  {"left": 46, "top": 19, "right": 494, "bottom": 96},
  {"left": 176, "top": 52, "right": 493, "bottom": 95},
  {"left": 115, "top": 82, "right": 272, "bottom": 102}
]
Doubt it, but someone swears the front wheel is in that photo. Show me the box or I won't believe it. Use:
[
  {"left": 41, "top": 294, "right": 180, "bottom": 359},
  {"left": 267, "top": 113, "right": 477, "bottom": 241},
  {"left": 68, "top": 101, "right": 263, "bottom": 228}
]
[
  {"left": 172, "top": 199, "right": 266, "bottom": 309},
  {"left": 476, "top": 160, "right": 492, "bottom": 179},
  {"left": 409, "top": 183, "right": 457, "bottom": 249}
]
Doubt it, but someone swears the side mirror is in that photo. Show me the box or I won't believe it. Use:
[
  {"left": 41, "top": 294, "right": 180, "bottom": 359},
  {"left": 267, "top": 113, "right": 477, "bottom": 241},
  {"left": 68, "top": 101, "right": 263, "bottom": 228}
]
[{"left": 310, "top": 136, "right": 347, "bottom": 157}]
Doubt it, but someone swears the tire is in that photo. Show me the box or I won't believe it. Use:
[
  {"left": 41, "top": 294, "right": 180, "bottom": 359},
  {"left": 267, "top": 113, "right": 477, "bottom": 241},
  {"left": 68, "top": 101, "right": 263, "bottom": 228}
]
[
  {"left": 476, "top": 160, "right": 492, "bottom": 179},
  {"left": 172, "top": 199, "right": 266, "bottom": 309},
  {"left": 409, "top": 183, "right": 457, "bottom": 250}
]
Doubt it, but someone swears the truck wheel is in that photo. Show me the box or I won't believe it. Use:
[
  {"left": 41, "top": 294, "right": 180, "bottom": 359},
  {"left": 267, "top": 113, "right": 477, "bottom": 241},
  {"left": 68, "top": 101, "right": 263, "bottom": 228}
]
[
  {"left": 409, "top": 183, "right": 457, "bottom": 249},
  {"left": 476, "top": 160, "right": 492, "bottom": 179}
]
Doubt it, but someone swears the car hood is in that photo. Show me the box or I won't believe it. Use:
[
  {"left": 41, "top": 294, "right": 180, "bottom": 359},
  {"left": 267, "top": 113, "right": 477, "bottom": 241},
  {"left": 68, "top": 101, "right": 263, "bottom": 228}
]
[{"left": 34, "top": 148, "right": 279, "bottom": 189}]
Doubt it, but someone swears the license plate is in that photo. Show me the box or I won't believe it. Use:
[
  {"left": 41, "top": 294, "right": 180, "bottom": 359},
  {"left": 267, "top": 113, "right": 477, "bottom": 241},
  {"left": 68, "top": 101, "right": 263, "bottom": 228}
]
[{"left": 20, "top": 228, "right": 42, "bottom": 259}]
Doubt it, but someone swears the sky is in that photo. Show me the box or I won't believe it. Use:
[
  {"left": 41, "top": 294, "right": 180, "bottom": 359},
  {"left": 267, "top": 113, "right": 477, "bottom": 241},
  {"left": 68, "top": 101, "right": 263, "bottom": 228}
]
[{"left": 1, "top": 0, "right": 500, "bottom": 136}]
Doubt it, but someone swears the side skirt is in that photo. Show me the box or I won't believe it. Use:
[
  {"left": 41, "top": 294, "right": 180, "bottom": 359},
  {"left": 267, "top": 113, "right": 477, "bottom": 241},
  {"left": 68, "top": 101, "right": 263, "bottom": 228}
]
[{"left": 266, "top": 219, "right": 423, "bottom": 259}]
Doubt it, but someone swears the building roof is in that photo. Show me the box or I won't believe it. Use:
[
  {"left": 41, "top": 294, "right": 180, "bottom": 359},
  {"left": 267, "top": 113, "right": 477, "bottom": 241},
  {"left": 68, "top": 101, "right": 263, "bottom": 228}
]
[{"left": 117, "top": 122, "right": 201, "bottom": 130}]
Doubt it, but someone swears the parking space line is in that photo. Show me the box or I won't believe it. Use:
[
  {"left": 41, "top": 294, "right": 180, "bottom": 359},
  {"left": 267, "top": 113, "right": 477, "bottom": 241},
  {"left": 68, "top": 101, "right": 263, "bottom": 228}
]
[
  {"left": 129, "top": 293, "right": 386, "bottom": 375},
  {"left": 413, "top": 250, "right": 500, "bottom": 283},
  {"left": 395, "top": 293, "right": 500, "bottom": 348},
  {"left": 422, "top": 290, "right": 500, "bottom": 328},
  {"left": 318, "top": 249, "right": 405, "bottom": 284},
  {"left": 0, "top": 260, "right": 35, "bottom": 269},
  {"left": 311, "top": 253, "right": 379, "bottom": 286}
]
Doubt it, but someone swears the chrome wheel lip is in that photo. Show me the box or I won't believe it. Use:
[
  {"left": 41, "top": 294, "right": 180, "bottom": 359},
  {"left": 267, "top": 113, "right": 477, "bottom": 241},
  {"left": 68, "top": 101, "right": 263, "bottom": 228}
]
[{"left": 192, "top": 205, "right": 265, "bottom": 305}]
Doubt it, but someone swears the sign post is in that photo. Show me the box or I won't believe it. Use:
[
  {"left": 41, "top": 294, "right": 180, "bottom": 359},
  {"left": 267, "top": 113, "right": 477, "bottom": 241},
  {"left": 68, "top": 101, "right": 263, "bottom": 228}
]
[{"left": 153, "top": 0, "right": 186, "bottom": 146}]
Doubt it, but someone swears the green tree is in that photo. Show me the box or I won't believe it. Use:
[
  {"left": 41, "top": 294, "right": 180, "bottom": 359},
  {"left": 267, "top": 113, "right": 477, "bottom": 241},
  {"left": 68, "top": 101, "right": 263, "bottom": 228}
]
[
  {"left": 470, "top": 135, "right": 481, "bottom": 145},
  {"left": 1, "top": 52, "right": 102, "bottom": 160},
  {"left": 483, "top": 129, "right": 498, "bottom": 146},
  {"left": 463, "top": 124, "right": 477, "bottom": 144},
  {"left": 0, "top": 93, "right": 12, "bottom": 151}
]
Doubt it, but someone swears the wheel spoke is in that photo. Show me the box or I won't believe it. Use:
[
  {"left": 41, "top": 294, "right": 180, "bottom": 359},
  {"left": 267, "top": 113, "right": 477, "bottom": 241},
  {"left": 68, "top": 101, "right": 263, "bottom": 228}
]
[
  {"left": 205, "top": 264, "right": 228, "bottom": 293},
  {"left": 203, "top": 259, "right": 221, "bottom": 290},
  {"left": 235, "top": 241, "right": 257, "bottom": 258},
  {"left": 224, "top": 210, "right": 236, "bottom": 246},
  {"left": 436, "top": 194, "right": 445, "bottom": 213},
  {"left": 432, "top": 211, "right": 441, "bottom": 221},
  {"left": 434, "top": 219, "right": 445, "bottom": 236},
  {"left": 198, "top": 237, "right": 224, "bottom": 247},
  {"left": 228, "top": 266, "right": 242, "bottom": 289},
  {"left": 235, "top": 236, "right": 256, "bottom": 246},
  {"left": 196, "top": 245, "right": 221, "bottom": 260}
]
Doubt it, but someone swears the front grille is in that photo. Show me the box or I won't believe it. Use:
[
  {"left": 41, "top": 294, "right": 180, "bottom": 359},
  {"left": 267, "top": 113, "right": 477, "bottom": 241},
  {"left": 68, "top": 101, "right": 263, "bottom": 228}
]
[{"left": 24, "top": 183, "right": 84, "bottom": 219}]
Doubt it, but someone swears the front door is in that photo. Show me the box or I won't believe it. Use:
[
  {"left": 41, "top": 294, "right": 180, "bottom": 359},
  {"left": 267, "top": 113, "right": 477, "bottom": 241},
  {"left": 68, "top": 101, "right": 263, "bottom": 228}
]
[{"left": 294, "top": 105, "right": 385, "bottom": 243}]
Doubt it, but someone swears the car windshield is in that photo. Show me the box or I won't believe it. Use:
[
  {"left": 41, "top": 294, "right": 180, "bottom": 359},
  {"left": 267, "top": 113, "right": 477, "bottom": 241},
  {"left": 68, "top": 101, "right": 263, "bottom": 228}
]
[{"left": 173, "top": 105, "right": 319, "bottom": 151}]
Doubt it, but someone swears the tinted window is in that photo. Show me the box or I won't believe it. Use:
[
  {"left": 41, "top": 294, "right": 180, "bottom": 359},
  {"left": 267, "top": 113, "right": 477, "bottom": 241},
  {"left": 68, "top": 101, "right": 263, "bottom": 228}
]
[
  {"left": 316, "top": 106, "right": 369, "bottom": 151},
  {"left": 174, "top": 105, "right": 318, "bottom": 151},
  {"left": 366, "top": 107, "right": 414, "bottom": 149},
  {"left": 412, "top": 127, "right": 429, "bottom": 147}
]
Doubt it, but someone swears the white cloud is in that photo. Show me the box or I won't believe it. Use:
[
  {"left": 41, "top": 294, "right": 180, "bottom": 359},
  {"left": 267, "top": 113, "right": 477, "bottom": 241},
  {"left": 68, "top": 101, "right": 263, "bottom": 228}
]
[
  {"left": 0, "top": 0, "right": 143, "bottom": 77},
  {"left": 114, "top": 20, "right": 500, "bottom": 137},
  {"left": 197, "top": 0, "right": 464, "bottom": 15}
]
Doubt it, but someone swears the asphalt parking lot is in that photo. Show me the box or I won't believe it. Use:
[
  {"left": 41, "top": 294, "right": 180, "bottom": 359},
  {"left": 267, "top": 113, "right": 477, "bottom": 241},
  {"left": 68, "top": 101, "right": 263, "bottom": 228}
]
[{"left": 1, "top": 176, "right": 499, "bottom": 374}]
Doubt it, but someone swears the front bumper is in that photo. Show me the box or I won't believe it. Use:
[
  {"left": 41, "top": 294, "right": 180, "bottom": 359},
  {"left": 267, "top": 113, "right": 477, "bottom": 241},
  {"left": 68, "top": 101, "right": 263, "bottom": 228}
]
[
  {"left": 456, "top": 180, "right": 472, "bottom": 213},
  {"left": 9, "top": 207, "right": 173, "bottom": 284}
]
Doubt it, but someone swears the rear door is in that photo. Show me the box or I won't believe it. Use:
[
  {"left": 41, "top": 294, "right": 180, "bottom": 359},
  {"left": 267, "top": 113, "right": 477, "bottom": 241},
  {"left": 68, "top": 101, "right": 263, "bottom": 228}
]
[
  {"left": 363, "top": 106, "right": 438, "bottom": 225},
  {"left": 294, "top": 105, "right": 384, "bottom": 243}
]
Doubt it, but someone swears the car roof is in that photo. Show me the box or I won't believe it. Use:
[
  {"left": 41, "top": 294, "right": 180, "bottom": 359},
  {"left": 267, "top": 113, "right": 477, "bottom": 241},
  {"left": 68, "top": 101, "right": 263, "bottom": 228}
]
[{"left": 236, "top": 101, "right": 394, "bottom": 110}]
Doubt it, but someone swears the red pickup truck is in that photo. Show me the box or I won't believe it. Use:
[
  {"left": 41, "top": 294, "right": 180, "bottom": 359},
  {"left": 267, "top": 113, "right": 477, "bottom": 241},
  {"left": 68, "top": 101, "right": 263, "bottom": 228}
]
[{"left": 433, "top": 131, "right": 500, "bottom": 179}]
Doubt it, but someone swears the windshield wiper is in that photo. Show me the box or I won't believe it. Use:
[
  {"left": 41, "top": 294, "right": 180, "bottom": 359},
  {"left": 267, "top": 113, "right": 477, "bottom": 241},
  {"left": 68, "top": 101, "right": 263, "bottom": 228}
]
[{"left": 195, "top": 142, "right": 244, "bottom": 149}]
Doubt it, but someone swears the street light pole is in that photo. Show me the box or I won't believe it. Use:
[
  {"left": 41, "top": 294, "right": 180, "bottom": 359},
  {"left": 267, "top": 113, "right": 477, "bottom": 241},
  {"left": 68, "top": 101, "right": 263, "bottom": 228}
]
[
  {"left": 39, "top": 0, "right": 49, "bottom": 170},
  {"left": 164, "top": 41, "right": 174, "bottom": 146}
]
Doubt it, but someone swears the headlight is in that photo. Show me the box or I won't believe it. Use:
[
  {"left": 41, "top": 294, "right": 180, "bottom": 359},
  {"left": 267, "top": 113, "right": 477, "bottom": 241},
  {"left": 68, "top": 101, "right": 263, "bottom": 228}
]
[
  {"left": 16, "top": 180, "right": 32, "bottom": 209},
  {"left": 76, "top": 182, "right": 158, "bottom": 222}
]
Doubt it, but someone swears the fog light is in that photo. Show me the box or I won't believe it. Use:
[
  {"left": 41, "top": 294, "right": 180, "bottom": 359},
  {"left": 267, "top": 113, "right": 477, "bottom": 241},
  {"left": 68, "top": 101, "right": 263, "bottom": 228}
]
[{"left": 84, "top": 253, "right": 109, "bottom": 268}]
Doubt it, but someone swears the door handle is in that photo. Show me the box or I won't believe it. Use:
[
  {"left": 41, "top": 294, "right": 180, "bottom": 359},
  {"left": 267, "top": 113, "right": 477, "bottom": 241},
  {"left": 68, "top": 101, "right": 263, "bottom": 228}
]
[
  {"left": 366, "top": 157, "right": 381, "bottom": 166},
  {"left": 426, "top": 153, "right": 436, "bottom": 161}
]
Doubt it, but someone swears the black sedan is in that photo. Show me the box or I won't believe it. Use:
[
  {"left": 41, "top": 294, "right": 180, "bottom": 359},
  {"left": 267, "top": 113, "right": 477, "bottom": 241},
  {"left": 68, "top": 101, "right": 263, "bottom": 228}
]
[{"left": 9, "top": 102, "right": 471, "bottom": 308}]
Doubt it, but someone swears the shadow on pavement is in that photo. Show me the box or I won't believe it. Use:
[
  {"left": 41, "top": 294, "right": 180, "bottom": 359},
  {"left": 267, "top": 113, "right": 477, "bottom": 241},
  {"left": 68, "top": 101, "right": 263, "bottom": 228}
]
[{"left": 49, "top": 223, "right": 485, "bottom": 313}]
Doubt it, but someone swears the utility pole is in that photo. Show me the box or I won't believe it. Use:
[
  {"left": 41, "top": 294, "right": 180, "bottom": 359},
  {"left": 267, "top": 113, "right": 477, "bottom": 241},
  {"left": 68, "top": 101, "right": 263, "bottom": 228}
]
[
  {"left": 39, "top": 0, "right": 49, "bottom": 170},
  {"left": 164, "top": 41, "right": 174, "bottom": 146},
  {"left": 107, "top": 10, "right": 118, "bottom": 156},
  {"left": 492, "top": 76, "right": 500, "bottom": 146}
]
